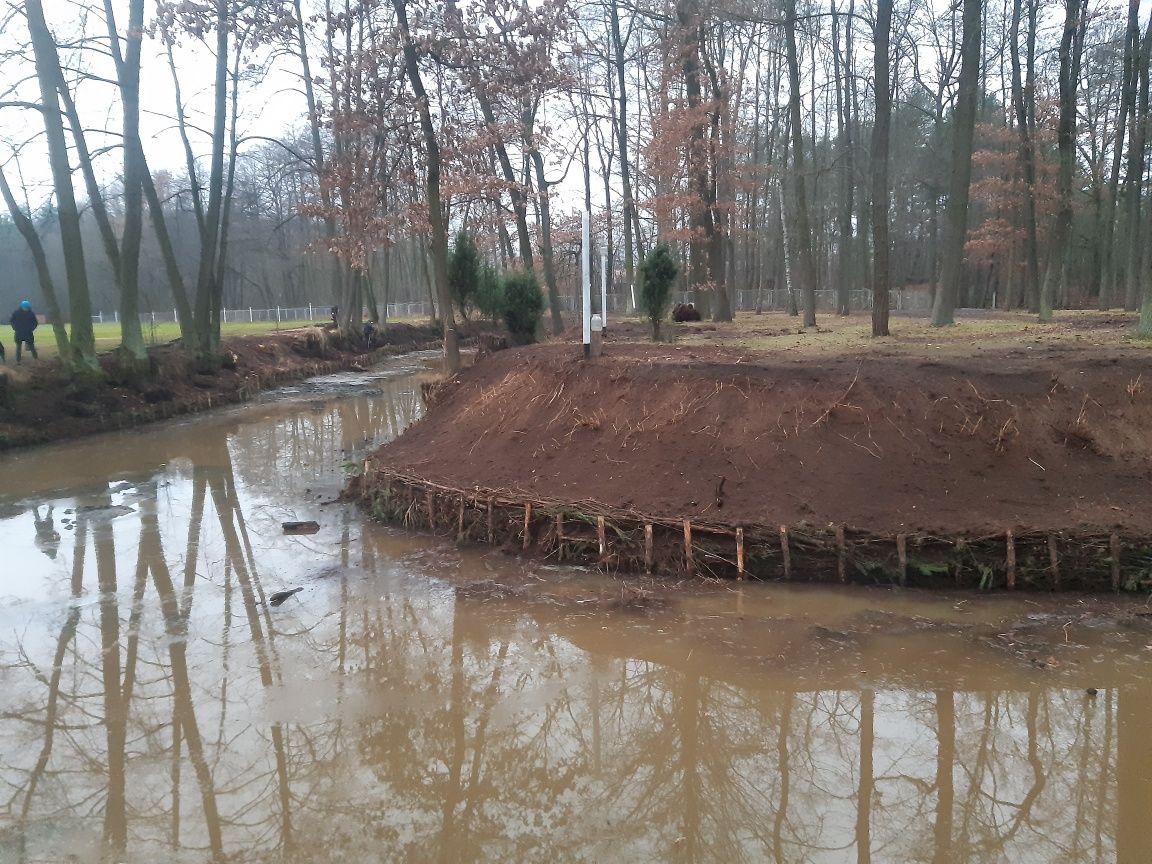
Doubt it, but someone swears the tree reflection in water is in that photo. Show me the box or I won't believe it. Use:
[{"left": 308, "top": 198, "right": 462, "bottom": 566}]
[{"left": 0, "top": 378, "right": 1148, "bottom": 864}]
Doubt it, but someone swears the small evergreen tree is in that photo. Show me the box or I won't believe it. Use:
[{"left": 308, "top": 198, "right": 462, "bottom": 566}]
[
  {"left": 639, "top": 243, "right": 678, "bottom": 341},
  {"left": 501, "top": 271, "right": 543, "bottom": 344},
  {"left": 448, "top": 232, "right": 480, "bottom": 319},
  {"left": 474, "top": 262, "right": 504, "bottom": 322}
]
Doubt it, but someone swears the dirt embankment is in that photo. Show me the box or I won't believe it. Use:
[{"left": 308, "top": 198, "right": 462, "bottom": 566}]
[
  {"left": 0, "top": 322, "right": 458, "bottom": 450},
  {"left": 372, "top": 343, "right": 1152, "bottom": 535},
  {"left": 359, "top": 341, "right": 1152, "bottom": 587}
]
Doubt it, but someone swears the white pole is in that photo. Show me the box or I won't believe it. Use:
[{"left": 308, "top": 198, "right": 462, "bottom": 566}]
[
  {"left": 630, "top": 283, "right": 636, "bottom": 313},
  {"left": 600, "top": 249, "right": 608, "bottom": 331},
  {"left": 249, "top": 307, "right": 254, "bottom": 323},
  {"left": 308, "top": 302, "right": 314, "bottom": 320},
  {"left": 276, "top": 306, "right": 282, "bottom": 326},
  {"left": 581, "top": 210, "right": 591, "bottom": 356}
]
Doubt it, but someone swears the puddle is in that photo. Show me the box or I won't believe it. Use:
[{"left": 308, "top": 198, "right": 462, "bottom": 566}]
[{"left": 0, "top": 355, "right": 1149, "bottom": 863}]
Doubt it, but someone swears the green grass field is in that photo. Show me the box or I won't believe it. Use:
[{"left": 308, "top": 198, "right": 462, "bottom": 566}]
[
  {"left": 5, "top": 316, "right": 432, "bottom": 362},
  {"left": 5, "top": 320, "right": 301, "bottom": 361}
]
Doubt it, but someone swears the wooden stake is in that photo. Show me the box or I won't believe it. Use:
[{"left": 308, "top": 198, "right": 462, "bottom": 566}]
[
  {"left": 426, "top": 490, "right": 435, "bottom": 529},
  {"left": 554, "top": 513, "right": 564, "bottom": 547},
  {"left": 1111, "top": 533, "right": 1122, "bottom": 591},
  {"left": 1006, "top": 530, "right": 1016, "bottom": 589},
  {"left": 1047, "top": 533, "right": 1060, "bottom": 588},
  {"left": 456, "top": 497, "right": 465, "bottom": 543},
  {"left": 896, "top": 534, "right": 907, "bottom": 586},
  {"left": 597, "top": 516, "right": 608, "bottom": 564},
  {"left": 644, "top": 524, "right": 654, "bottom": 574},
  {"left": 835, "top": 525, "right": 847, "bottom": 583},
  {"left": 683, "top": 520, "right": 694, "bottom": 576},
  {"left": 954, "top": 539, "right": 965, "bottom": 586},
  {"left": 736, "top": 528, "right": 745, "bottom": 580},
  {"left": 522, "top": 503, "right": 533, "bottom": 551},
  {"left": 780, "top": 526, "right": 791, "bottom": 580},
  {"left": 487, "top": 497, "right": 494, "bottom": 544}
]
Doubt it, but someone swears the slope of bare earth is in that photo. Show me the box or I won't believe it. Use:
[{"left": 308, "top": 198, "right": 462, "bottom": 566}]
[{"left": 367, "top": 335, "right": 1152, "bottom": 537}]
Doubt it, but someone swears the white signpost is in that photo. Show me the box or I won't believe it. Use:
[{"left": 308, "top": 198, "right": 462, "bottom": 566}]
[{"left": 581, "top": 210, "right": 592, "bottom": 357}]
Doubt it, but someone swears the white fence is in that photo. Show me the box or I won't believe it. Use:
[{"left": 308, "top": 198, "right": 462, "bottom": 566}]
[
  {"left": 93, "top": 302, "right": 432, "bottom": 326},
  {"left": 93, "top": 287, "right": 929, "bottom": 326}
]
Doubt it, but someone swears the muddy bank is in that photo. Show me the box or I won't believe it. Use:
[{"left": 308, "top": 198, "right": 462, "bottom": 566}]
[
  {"left": 0, "top": 321, "right": 468, "bottom": 450},
  {"left": 356, "top": 342, "right": 1152, "bottom": 589}
]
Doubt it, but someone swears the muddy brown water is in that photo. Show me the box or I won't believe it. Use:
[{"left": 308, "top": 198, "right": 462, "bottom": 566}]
[{"left": 1, "top": 353, "right": 1151, "bottom": 864}]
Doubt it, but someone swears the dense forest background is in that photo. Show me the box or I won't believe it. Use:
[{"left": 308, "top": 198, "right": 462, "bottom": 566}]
[{"left": 0, "top": 0, "right": 1146, "bottom": 371}]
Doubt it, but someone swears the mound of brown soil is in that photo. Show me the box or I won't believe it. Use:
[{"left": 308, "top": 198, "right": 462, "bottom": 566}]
[{"left": 367, "top": 342, "right": 1152, "bottom": 536}]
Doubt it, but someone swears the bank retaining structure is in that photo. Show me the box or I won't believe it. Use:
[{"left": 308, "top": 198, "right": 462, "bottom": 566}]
[{"left": 355, "top": 467, "right": 1151, "bottom": 592}]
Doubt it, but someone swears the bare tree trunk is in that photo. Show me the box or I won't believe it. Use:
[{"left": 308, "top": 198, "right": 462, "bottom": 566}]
[
  {"left": 1010, "top": 0, "right": 1041, "bottom": 317},
  {"left": 102, "top": 0, "right": 149, "bottom": 366},
  {"left": 678, "top": 0, "right": 715, "bottom": 318},
  {"left": 1039, "top": 0, "right": 1084, "bottom": 322},
  {"left": 784, "top": 0, "right": 818, "bottom": 327},
  {"left": 476, "top": 90, "right": 535, "bottom": 268},
  {"left": 870, "top": 0, "right": 892, "bottom": 337},
  {"left": 609, "top": 0, "right": 637, "bottom": 294},
  {"left": 530, "top": 148, "right": 565, "bottom": 335},
  {"left": 1133, "top": 11, "right": 1152, "bottom": 334},
  {"left": 24, "top": 0, "right": 98, "bottom": 376},
  {"left": 394, "top": 0, "right": 460, "bottom": 371},
  {"left": 833, "top": 0, "right": 855, "bottom": 317},
  {"left": 294, "top": 0, "right": 345, "bottom": 315},
  {"left": 931, "top": 0, "right": 981, "bottom": 327},
  {"left": 1099, "top": 0, "right": 1139, "bottom": 309}
]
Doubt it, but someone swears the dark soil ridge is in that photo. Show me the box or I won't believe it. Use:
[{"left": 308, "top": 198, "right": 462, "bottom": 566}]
[
  {"left": 355, "top": 342, "right": 1152, "bottom": 591},
  {"left": 0, "top": 322, "right": 469, "bottom": 451}
]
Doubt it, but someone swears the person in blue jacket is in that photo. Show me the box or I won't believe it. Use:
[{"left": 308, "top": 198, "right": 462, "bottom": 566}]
[{"left": 9, "top": 300, "right": 38, "bottom": 364}]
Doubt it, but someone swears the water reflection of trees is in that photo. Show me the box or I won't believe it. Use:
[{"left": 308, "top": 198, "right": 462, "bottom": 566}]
[{"left": 0, "top": 393, "right": 1149, "bottom": 862}]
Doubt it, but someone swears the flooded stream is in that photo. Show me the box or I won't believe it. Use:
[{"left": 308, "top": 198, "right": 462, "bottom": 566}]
[{"left": 1, "top": 353, "right": 1151, "bottom": 863}]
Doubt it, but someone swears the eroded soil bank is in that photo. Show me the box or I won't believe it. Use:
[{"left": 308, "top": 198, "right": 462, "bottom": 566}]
[
  {"left": 357, "top": 341, "right": 1152, "bottom": 589},
  {"left": 0, "top": 321, "right": 467, "bottom": 450}
]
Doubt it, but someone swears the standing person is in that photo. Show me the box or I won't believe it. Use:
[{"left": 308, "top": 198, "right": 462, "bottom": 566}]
[{"left": 9, "top": 300, "right": 38, "bottom": 364}]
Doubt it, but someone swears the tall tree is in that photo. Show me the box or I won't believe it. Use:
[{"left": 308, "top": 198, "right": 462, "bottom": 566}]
[
  {"left": 871, "top": 0, "right": 893, "bottom": 337},
  {"left": 832, "top": 0, "right": 855, "bottom": 318},
  {"left": 392, "top": 0, "right": 460, "bottom": 372},
  {"left": 784, "top": 0, "right": 818, "bottom": 327},
  {"left": 1127, "top": 8, "right": 1152, "bottom": 319},
  {"left": 931, "top": 0, "right": 982, "bottom": 327},
  {"left": 1009, "top": 0, "right": 1041, "bottom": 315},
  {"left": 24, "top": 0, "right": 98, "bottom": 376},
  {"left": 1039, "top": 0, "right": 1084, "bottom": 321},
  {"left": 1098, "top": 0, "right": 1140, "bottom": 309},
  {"left": 1133, "top": 10, "right": 1152, "bottom": 336}
]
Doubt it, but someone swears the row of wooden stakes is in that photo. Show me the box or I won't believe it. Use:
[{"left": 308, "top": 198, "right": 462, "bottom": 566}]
[{"left": 374, "top": 472, "right": 1133, "bottom": 590}]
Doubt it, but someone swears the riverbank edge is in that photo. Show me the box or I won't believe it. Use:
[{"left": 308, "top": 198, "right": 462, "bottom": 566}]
[
  {"left": 0, "top": 324, "right": 469, "bottom": 452},
  {"left": 352, "top": 468, "right": 1150, "bottom": 591}
]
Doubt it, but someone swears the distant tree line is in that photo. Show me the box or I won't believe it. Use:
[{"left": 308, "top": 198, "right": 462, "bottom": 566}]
[{"left": 0, "top": 0, "right": 1149, "bottom": 376}]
